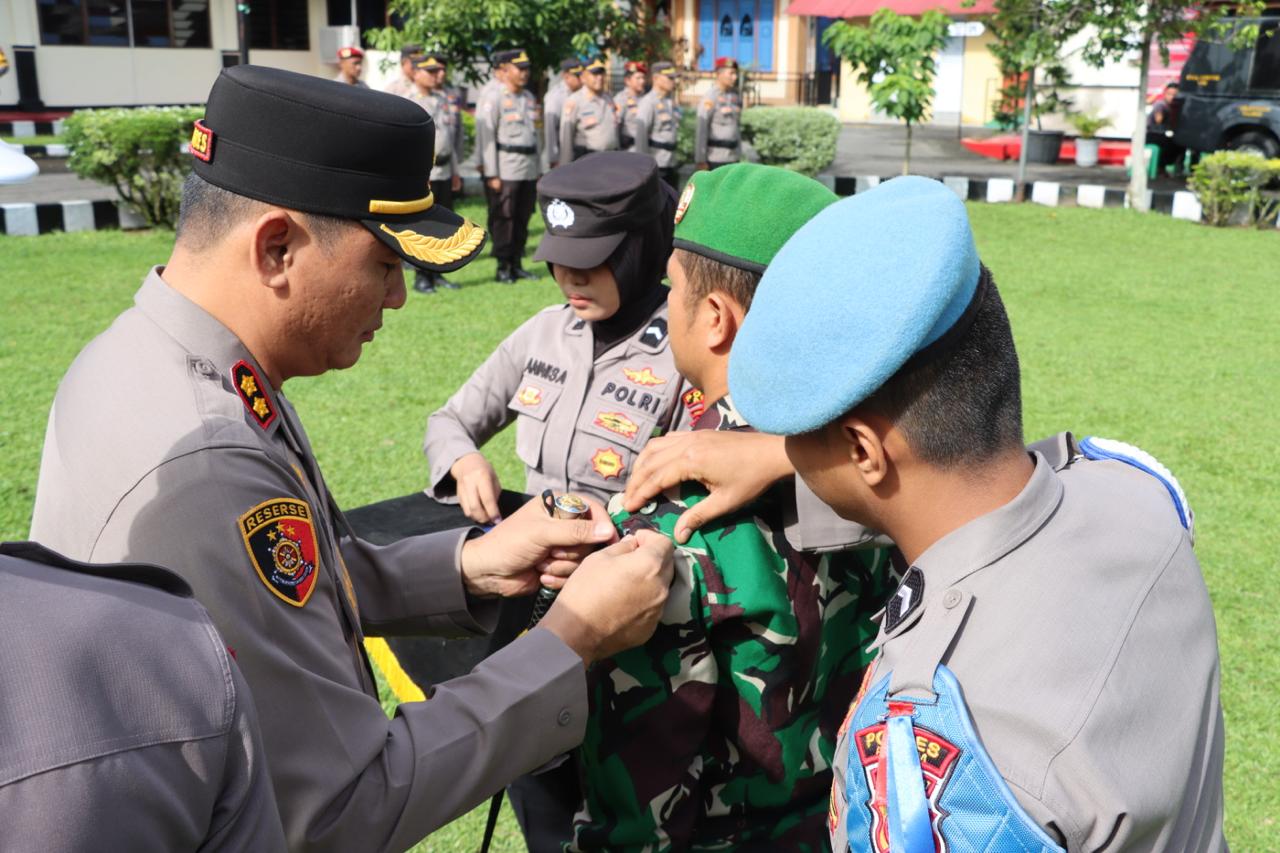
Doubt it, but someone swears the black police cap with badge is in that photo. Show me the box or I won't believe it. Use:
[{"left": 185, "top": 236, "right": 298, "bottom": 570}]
[
  {"left": 189, "top": 64, "right": 485, "bottom": 272},
  {"left": 533, "top": 151, "right": 665, "bottom": 270}
]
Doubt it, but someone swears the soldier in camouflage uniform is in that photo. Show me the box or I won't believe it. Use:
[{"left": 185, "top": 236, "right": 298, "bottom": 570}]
[{"left": 569, "top": 164, "right": 896, "bottom": 852}]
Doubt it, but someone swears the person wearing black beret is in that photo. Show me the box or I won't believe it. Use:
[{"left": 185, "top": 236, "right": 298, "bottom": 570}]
[{"left": 30, "top": 65, "right": 678, "bottom": 852}]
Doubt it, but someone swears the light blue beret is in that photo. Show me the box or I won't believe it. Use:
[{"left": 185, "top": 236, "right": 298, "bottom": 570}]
[{"left": 728, "top": 175, "right": 982, "bottom": 436}]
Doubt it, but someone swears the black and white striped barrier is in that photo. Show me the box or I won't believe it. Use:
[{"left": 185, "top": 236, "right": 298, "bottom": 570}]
[
  {"left": 0, "top": 119, "right": 66, "bottom": 138},
  {"left": 0, "top": 200, "right": 146, "bottom": 236},
  {"left": 816, "top": 175, "right": 1247, "bottom": 227},
  {"left": 18, "top": 143, "right": 70, "bottom": 158}
]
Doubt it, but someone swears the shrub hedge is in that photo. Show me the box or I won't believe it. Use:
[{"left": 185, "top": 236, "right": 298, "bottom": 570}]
[{"left": 1189, "top": 150, "right": 1280, "bottom": 228}]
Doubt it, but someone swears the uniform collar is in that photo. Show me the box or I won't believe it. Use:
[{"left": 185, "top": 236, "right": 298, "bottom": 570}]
[
  {"left": 692, "top": 394, "right": 752, "bottom": 432},
  {"left": 873, "top": 452, "right": 1063, "bottom": 645},
  {"left": 134, "top": 267, "right": 284, "bottom": 438}
]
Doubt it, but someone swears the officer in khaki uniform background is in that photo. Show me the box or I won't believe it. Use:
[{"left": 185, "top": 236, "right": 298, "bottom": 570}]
[
  {"left": 634, "top": 61, "right": 681, "bottom": 188},
  {"left": 29, "top": 65, "right": 676, "bottom": 853},
  {"left": 613, "top": 60, "right": 648, "bottom": 152},
  {"left": 695, "top": 56, "right": 742, "bottom": 170},
  {"left": 560, "top": 57, "right": 619, "bottom": 164},
  {"left": 409, "top": 52, "right": 465, "bottom": 293},
  {"left": 382, "top": 43, "right": 422, "bottom": 98},
  {"left": 0, "top": 542, "right": 286, "bottom": 852},
  {"left": 729, "top": 176, "right": 1226, "bottom": 853},
  {"left": 544, "top": 57, "right": 584, "bottom": 170},
  {"left": 478, "top": 48, "right": 541, "bottom": 283}
]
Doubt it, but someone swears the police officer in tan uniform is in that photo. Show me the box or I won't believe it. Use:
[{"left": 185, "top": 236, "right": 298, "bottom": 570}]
[
  {"left": 333, "top": 46, "right": 367, "bottom": 87},
  {"left": 426, "top": 152, "right": 692, "bottom": 524},
  {"left": 729, "top": 176, "right": 1225, "bottom": 853},
  {"left": 544, "top": 58, "right": 584, "bottom": 169},
  {"left": 635, "top": 61, "right": 681, "bottom": 188},
  {"left": 559, "top": 58, "right": 619, "bottom": 164},
  {"left": 0, "top": 542, "right": 287, "bottom": 852},
  {"left": 695, "top": 56, "right": 742, "bottom": 170},
  {"left": 383, "top": 43, "right": 422, "bottom": 98},
  {"left": 409, "top": 52, "right": 465, "bottom": 293},
  {"left": 478, "top": 48, "right": 541, "bottom": 283},
  {"left": 29, "top": 65, "right": 675, "bottom": 853},
  {"left": 614, "top": 60, "right": 648, "bottom": 152}
]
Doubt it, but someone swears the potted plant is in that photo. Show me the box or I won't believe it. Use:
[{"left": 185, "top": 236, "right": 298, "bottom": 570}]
[{"left": 1068, "top": 112, "right": 1112, "bottom": 167}]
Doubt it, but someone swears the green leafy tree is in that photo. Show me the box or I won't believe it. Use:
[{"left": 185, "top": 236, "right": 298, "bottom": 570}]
[
  {"left": 1079, "top": 1, "right": 1263, "bottom": 211},
  {"left": 366, "top": 0, "right": 673, "bottom": 94},
  {"left": 824, "top": 8, "right": 951, "bottom": 174}
]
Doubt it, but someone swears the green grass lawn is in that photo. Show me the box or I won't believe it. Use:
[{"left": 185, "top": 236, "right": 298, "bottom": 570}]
[
  {"left": 1, "top": 199, "right": 1277, "bottom": 851},
  {"left": 1, "top": 134, "right": 64, "bottom": 146}
]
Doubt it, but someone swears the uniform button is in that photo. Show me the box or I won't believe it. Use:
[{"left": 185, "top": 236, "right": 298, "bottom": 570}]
[
  {"left": 943, "top": 589, "right": 962, "bottom": 609},
  {"left": 557, "top": 708, "right": 573, "bottom": 727}
]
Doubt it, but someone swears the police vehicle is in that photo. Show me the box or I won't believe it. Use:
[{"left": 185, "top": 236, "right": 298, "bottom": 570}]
[{"left": 1174, "top": 17, "right": 1280, "bottom": 157}]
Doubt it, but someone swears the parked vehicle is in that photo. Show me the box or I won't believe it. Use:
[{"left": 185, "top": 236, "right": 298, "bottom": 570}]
[{"left": 1173, "top": 17, "right": 1280, "bottom": 157}]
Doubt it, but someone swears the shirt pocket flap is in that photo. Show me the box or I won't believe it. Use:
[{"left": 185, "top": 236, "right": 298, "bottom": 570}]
[{"left": 508, "top": 377, "right": 565, "bottom": 422}]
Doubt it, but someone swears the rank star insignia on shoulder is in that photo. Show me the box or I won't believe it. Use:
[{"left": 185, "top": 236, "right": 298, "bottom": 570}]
[{"left": 231, "top": 360, "right": 276, "bottom": 429}]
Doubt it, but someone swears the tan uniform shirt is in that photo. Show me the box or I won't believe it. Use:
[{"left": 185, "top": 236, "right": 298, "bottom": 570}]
[
  {"left": 559, "top": 87, "right": 620, "bottom": 164},
  {"left": 634, "top": 89, "right": 680, "bottom": 168},
  {"left": 694, "top": 83, "right": 741, "bottom": 165},
  {"left": 479, "top": 87, "right": 540, "bottom": 181},
  {"left": 829, "top": 435, "right": 1225, "bottom": 853},
  {"left": 474, "top": 77, "right": 503, "bottom": 175},
  {"left": 614, "top": 88, "right": 644, "bottom": 151},
  {"left": 544, "top": 80, "right": 570, "bottom": 168},
  {"left": 426, "top": 303, "right": 693, "bottom": 505},
  {"left": 0, "top": 542, "right": 286, "bottom": 853},
  {"left": 30, "top": 269, "right": 588, "bottom": 853},
  {"left": 333, "top": 72, "right": 367, "bottom": 88},
  {"left": 411, "top": 87, "right": 464, "bottom": 180},
  {"left": 383, "top": 73, "right": 416, "bottom": 99}
]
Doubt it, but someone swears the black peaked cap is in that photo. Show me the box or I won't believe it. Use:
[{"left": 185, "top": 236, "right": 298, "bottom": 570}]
[
  {"left": 533, "top": 151, "right": 662, "bottom": 269},
  {"left": 191, "top": 64, "right": 485, "bottom": 272}
]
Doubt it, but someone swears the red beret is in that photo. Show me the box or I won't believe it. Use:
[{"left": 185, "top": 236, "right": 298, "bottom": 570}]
[
  {"left": 625, "top": 61, "right": 649, "bottom": 75},
  {"left": 714, "top": 57, "right": 738, "bottom": 70},
  {"left": 337, "top": 46, "right": 364, "bottom": 60}
]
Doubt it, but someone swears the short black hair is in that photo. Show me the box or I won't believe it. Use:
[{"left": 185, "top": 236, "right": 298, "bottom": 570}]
[
  {"left": 175, "top": 172, "right": 354, "bottom": 253},
  {"left": 674, "top": 248, "right": 762, "bottom": 316},
  {"left": 859, "top": 270, "right": 1024, "bottom": 468}
]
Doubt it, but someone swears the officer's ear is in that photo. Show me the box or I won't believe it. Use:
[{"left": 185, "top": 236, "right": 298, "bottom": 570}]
[
  {"left": 838, "top": 411, "right": 895, "bottom": 490},
  {"left": 703, "top": 290, "right": 744, "bottom": 354},
  {"left": 249, "top": 209, "right": 298, "bottom": 291}
]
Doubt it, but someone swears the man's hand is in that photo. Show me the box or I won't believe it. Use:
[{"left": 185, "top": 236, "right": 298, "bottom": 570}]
[
  {"left": 459, "top": 494, "right": 618, "bottom": 598},
  {"left": 451, "top": 173, "right": 462, "bottom": 193},
  {"left": 621, "top": 430, "right": 793, "bottom": 543},
  {"left": 487, "top": 177, "right": 502, "bottom": 191},
  {"left": 449, "top": 452, "right": 502, "bottom": 524},
  {"left": 537, "top": 530, "right": 674, "bottom": 666}
]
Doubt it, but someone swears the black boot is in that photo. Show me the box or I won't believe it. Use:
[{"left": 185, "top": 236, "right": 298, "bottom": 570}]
[
  {"left": 435, "top": 273, "right": 460, "bottom": 290},
  {"left": 413, "top": 271, "right": 436, "bottom": 294},
  {"left": 495, "top": 261, "right": 516, "bottom": 284},
  {"left": 511, "top": 261, "right": 538, "bottom": 281}
]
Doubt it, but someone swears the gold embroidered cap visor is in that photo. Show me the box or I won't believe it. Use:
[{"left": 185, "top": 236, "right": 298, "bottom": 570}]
[{"left": 192, "top": 64, "right": 486, "bottom": 273}]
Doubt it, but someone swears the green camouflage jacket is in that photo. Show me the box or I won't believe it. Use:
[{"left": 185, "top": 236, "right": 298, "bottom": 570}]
[{"left": 568, "top": 396, "right": 896, "bottom": 852}]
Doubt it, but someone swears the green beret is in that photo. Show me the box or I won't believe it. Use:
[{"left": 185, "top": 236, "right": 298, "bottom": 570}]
[{"left": 672, "top": 164, "right": 838, "bottom": 273}]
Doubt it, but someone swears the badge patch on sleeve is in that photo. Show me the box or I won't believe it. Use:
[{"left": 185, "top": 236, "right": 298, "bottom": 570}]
[{"left": 239, "top": 499, "right": 320, "bottom": 606}]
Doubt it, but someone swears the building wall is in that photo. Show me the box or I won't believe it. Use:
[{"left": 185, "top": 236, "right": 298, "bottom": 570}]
[
  {"left": 671, "top": 0, "right": 812, "bottom": 105},
  {"left": 3, "top": 0, "right": 336, "bottom": 108}
]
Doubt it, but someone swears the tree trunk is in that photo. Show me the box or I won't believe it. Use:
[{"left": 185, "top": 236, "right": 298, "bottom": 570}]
[
  {"left": 904, "top": 121, "right": 913, "bottom": 175},
  {"left": 1015, "top": 66, "right": 1036, "bottom": 201},
  {"left": 1129, "top": 29, "right": 1154, "bottom": 212}
]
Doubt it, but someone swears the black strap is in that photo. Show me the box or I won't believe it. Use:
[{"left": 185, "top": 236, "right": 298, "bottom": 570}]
[
  {"left": 496, "top": 143, "right": 536, "bottom": 155},
  {"left": 573, "top": 145, "right": 590, "bottom": 159},
  {"left": 648, "top": 139, "right": 676, "bottom": 151},
  {"left": 619, "top": 133, "right": 635, "bottom": 148},
  {"left": 708, "top": 139, "right": 738, "bottom": 149},
  {"left": 434, "top": 152, "right": 451, "bottom": 165},
  {"left": 480, "top": 789, "right": 504, "bottom": 853}
]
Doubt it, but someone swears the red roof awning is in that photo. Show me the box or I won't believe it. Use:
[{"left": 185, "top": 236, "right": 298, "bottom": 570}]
[{"left": 785, "top": 0, "right": 995, "bottom": 17}]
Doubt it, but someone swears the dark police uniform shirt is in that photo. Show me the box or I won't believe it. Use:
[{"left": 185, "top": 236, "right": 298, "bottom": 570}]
[
  {"left": 828, "top": 436, "right": 1225, "bottom": 853},
  {"left": 0, "top": 541, "right": 287, "bottom": 853},
  {"left": 426, "top": 303, "right": 694, "bottom": 505},
  {"left": 30, "top": 269, "right": 588, "bottom": 853}
]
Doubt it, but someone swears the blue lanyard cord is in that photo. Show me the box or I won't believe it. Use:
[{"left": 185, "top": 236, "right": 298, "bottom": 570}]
[{"left": 885, "top": 712, "right": 935, "bottom": 853}]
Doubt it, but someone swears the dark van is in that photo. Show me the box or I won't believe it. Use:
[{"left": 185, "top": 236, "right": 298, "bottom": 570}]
[{"left": 1174, "top": 17, "right": 1280, "bottom": 157}]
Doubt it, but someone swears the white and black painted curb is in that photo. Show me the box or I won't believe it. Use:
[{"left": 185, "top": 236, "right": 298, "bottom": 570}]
[
  {"left": 815, "top": 175, "right": 1262, "bottom": 228},
  {"left": 16, "top": 143, "right": 70, "bottom": 158},
  {"left": 0, "top": 119, "right": 66, "bottom": 137},
  {"left": 0, "top": 200, "right": 147, "bottom": 236}
]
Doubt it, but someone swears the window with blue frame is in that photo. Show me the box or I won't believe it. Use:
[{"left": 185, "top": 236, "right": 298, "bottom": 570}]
[{"left": 697, "top": 0, "right": 774, "bottom": 72}]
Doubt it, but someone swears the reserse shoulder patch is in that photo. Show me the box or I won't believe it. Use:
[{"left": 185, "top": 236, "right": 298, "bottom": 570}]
[{"left": 239, "top": 498, "right": 320, "bottom": 606}]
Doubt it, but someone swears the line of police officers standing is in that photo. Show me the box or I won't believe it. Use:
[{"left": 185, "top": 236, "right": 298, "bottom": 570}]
[{"left": 382, "top": 46, "right": 745, "bottom": 288}]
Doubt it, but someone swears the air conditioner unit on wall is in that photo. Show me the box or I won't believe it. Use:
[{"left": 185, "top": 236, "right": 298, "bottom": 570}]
[{"left": 319, "top": 26, "right": 360, "bottom": 65}]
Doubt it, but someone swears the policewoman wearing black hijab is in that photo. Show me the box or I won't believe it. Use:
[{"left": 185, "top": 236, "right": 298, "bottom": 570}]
[{"left": 425, "top": 152, "right": 694, "bottom": 523}]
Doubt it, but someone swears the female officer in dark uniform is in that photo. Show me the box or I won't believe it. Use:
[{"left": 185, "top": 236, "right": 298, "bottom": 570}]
[{"left": 425, "top": 152, "right": 691, "bottom": 523}]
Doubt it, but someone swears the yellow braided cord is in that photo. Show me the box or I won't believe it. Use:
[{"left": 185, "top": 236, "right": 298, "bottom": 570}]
[{"left": 364, "top": 637, "right": 427, "bottom": 702}]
